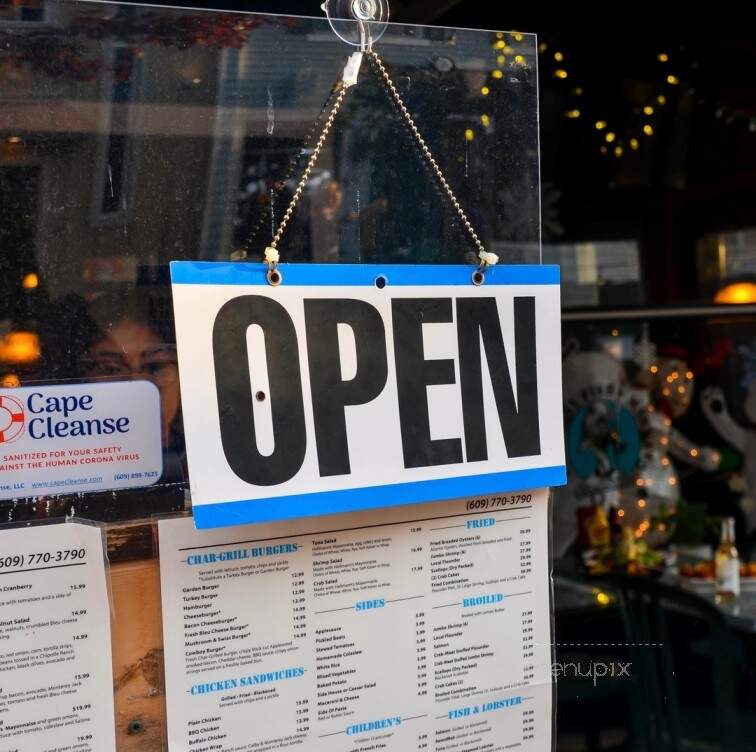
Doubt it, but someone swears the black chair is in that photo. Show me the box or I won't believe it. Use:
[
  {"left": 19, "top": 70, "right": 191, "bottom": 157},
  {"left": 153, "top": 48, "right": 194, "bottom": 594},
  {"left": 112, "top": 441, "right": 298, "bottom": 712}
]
[{"left": 612, "top": 575, "right": 753, "bottom": 752}]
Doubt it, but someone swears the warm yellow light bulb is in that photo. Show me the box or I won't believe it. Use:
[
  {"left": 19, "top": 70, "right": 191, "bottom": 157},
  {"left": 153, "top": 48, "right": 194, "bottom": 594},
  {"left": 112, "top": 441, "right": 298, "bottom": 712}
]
[
  {"left": 615, "top": 146, "right": 624, "bottom": 157},
  {"left": 565, "top": 109, "right": 581, "bottom": 119},
  {"left": 630, "top": 138, "right": 639, "bottom": 150},
  {"left": 643, "top": 124, "right": 654, "bottom": 136},
  {"left": 538, "top": 42, "right": 548, "bottom": 53},
  {"left": 643, "top": 105, "right": 654, "bottom": 115},
  {"left": 513, "top": 32, "right": 523, "bottom": 42},
  {"left": 492, "top": 69, "right": 504, "bottom": 79},
  {"left": 657, "top": 94, "right": 667, "bottom": 105},
  {"left": 481, "top": 86, "right": 490, "bottom": 96},
  {"left": 667, "top": 74, "right": 679, "bottom": 85},
  {"left": 658, "top": 52, "right": 669, "bottom": 62},
  {"left": 22, "top": 272, "right": 39, "bottom": 290},
  {"left": 480, "top": 114, "right": 491, "bottom": 127},
  {"left": 465, "top": 129, "right": 475, "bottom": 142},
  {"left": 554, "top": 69, "right": 568, "bottom": 79},
  {"left": 494, "top": 40, "right": 506, "bottom": 50},
  {"left": 714, "top": 282, "right": 756, "bottom": 304},
  {"left": 554, "top": 51, "right": 564, "bottom": 62},
  {"left": 497, "top": 55, "right": 506, "bottom": 65},
  {"left": 605, "top": 132, "right": 616, "bottom": 143},
  {"left": 514, "top": 54, "right": 525, "bottom": 65},
  {"left": 596, "top": 592, "right": 611, "bottom": 606}
]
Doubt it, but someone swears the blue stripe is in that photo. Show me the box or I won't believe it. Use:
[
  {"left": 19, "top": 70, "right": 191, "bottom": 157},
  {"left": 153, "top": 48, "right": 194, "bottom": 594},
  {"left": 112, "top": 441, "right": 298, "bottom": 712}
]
[
  {"left": 191, "top": 465, "right": 567, "bottom": 529},
  {"left": 170, "top": 261, "right": 560, "bottom": 287}
]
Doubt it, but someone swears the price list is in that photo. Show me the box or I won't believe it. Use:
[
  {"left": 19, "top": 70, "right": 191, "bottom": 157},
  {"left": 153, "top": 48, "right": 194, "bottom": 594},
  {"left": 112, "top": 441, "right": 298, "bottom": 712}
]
[
  {"left": 160, "top": 489, "right": 553, "bottom": 751},
  {"left": 0, "top": 522, "right": 116, "bottom": 752}
]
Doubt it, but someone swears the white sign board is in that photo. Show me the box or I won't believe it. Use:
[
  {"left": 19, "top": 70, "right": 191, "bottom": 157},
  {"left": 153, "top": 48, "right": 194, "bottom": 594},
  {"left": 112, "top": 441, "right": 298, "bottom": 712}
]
[
  {"left": 0, "top": 381, "right": 163, "bottom": 499},
  {"left": 171, "top": 262, "right": 565, "bottom": 528},
  {"left": 159, "top": 489, "right": 553, "bottom": 751},
  {"left": 0, "top": 521, "right": 116, "bottom": 752}
]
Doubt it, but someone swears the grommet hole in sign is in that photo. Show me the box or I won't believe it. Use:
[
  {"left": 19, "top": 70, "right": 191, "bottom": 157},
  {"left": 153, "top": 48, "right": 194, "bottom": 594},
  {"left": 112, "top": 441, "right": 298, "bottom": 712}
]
[
  {"left": 374, "top": 275, "right": 387, "bottom": 289},
  {"left": 255, "top": 391, "right": 267, "bottom": 402}
]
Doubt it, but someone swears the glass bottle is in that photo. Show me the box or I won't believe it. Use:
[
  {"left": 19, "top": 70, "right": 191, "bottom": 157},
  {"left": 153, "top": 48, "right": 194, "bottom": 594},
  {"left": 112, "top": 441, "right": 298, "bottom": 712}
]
[{"left": 715, "top": 517, "right": 740, "bottom": 603}]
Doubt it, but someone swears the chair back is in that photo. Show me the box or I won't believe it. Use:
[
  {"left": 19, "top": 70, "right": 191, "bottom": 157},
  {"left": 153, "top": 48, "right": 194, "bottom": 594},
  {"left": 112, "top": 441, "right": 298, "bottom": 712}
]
[{"left": 612, "top": 575, "right": 744, "bottom": 752}]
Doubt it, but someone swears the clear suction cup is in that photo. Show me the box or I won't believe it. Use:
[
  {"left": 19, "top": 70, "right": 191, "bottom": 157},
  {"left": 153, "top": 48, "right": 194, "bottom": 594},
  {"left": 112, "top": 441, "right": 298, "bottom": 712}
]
[{"left": 321, "top": 0, "right": 390, "bottom": 49}]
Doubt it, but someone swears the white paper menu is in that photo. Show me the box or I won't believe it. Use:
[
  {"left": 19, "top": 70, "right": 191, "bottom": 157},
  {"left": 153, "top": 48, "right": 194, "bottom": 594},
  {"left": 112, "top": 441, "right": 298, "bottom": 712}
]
[
  {"left": 159, "top": 490, "right": 553, "bottom": 751},
  {"left": 0, "top": 521, "right": 116, "bottom": 752}
]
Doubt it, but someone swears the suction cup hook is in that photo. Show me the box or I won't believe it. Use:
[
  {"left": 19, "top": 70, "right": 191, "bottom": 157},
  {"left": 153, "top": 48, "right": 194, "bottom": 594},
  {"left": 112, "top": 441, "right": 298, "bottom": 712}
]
[{"left": 321, "top": 0, "right": 389, "bottom": 49}]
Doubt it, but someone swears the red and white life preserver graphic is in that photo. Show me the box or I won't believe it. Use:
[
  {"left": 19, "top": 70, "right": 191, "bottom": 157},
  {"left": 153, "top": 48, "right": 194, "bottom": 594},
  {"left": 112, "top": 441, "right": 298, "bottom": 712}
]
[{"left": 0, "top": 394, "right": 25, "bottom": 444}]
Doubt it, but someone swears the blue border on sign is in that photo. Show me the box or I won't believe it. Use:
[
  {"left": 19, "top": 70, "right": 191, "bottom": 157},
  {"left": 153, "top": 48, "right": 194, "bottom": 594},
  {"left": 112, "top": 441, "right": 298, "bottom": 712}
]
[
  {"left": 170, "top": 261, "right": 560, "bottom": 287},
  {"left": 192, "top": 465, "right": 567, "bottom": 529}
]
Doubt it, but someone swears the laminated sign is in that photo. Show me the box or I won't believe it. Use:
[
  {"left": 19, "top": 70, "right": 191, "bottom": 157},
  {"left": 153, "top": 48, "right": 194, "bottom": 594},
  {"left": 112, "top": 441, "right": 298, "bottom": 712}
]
[{"left": 171, "top": 262, "right": 566, "bottom": 528}]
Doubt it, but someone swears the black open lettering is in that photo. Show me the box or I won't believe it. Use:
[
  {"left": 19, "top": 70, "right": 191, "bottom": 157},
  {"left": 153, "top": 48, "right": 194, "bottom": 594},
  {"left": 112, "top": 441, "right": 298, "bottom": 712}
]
[
  {"left": 457, "top": 297, "right": 540, "bottom": 461},
  {"left": 392, "top": 298, "right": 463, "bottom": 469},
  {"left": 304, "top": 299, "right": 388, "bottom": 477},
  {"left": 212, "top": 295, "right": 306, "bottom": 486}
]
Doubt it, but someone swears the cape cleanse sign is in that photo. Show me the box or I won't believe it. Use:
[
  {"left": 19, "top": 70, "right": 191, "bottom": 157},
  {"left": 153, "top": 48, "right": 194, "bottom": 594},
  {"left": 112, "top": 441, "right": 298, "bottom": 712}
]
[{"left": 0, "top": 381, "right": 163, "bottom": 499}]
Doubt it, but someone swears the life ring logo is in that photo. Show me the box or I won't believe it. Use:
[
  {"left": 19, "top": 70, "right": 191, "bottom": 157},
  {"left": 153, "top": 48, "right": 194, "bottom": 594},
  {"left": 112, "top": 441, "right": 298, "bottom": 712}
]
[{"left": 0, "top": 394, "right": 25, "bottom": 444}]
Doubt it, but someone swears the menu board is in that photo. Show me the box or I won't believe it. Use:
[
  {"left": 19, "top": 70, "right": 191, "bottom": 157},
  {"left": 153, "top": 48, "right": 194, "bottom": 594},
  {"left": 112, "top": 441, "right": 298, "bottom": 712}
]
[
  {"left": 0, "top": 522, "right": 116, "bottom": 752},
  {"left": 159, "top": 490, "right": 552, "bottom": 751}
]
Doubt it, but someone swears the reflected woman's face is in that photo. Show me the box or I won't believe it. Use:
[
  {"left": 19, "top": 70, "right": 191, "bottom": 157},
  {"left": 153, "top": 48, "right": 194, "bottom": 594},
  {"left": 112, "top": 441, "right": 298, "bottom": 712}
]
[{"left": 84, "top": 318, "right": 180, "bottom": 444}]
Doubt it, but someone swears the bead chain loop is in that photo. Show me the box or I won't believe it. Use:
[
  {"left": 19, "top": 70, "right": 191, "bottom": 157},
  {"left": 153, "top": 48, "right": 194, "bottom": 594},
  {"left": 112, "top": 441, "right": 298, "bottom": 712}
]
[{"left": 260, "top": 51, "right": 486, "bottom": 263}]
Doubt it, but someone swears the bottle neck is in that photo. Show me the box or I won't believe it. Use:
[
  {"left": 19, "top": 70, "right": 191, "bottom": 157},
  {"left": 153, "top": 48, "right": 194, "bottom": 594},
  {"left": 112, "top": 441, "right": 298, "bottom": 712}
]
[{"left": 720, "top": 518, "right": 736, "bottom": 546}]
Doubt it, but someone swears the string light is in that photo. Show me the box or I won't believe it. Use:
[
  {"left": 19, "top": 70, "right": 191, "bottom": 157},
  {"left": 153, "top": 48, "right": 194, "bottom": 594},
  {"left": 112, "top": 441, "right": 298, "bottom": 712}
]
[
  {"left": 643, "top": 124, "right": 654, "bottom": 136},
  {"left": 596, "top": 591, "right": 612, "bottom": 606},
  {"left": 481, "top": 86, "right": 490, "bottom": 96},
  {"left": 572, "top": 87, "right": 584, "bottom": 96},
  {"left": 464, "top": 129, "right": 475, "bottom": 141},
  {"left": 496, "top": 32, "right": 505, "bottom": 39},
  {"left": 554, "top": 69, "right": 568, "bottom": 79},
  {"left": 494, "top": 40, "right": 506, "bottom": 50},
  {"left": 667, "top": 74, "right": 680, "bottom": 85},
  {"left": 605, "top": 132, "right": 616, "bottom": 143},
  {"left": 617, "top": 509, "right": 625, "bottom": 518},
  {"left": 565, "top": 109, "right": 581, "bottom": 119},
  {"left": 514, "top": 55, "right": 525, "bottom": 65},
  {"left": 657, "top": 94, "right": 667, "bottom": 105},
  {"left": 595, "top": 120, "right": 608, "bottom": 130},
  {"left": 630, "top": 138, "right": 639, "bottom": 150},
  {"left": 614, "top": 146, "right": 623, "bottom": 157},
  {"left": 643, "top": 105, "right": 654, "bottom": 115},
  {"left": 513, "top": 32, "right": 523, "bottom": 42},
  {"left": 480, "top": 114, "right": 491, "bottom": 127},
  {"left": 6, "top": 136, "right": 21, "bottom": 144},
  {"left": 492, "top": 69, "right": 504, "bottom": 79},
  {"left": 600, "top": 145, "right": 608, "bottom": 154},
  {"left": 657, "top": 52, "right": 669, "bottom": 62},
  {"left": 538, "top": 42, "right": 548, "bottom": 53},
  {"left": 554, "top": 51, "right": 564, "bottom": 62},
  {"left": 497, "top": 55, "right": 506, "bottom": 65},
  {"left": 638, "top": 499, "right": 647, "bottom": 508}
]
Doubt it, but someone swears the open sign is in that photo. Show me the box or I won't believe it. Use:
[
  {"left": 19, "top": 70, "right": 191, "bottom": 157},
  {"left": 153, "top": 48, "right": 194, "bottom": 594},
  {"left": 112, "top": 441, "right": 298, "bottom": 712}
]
[{"left": 171, "top": 263, "right": 566, "bottom": 528}]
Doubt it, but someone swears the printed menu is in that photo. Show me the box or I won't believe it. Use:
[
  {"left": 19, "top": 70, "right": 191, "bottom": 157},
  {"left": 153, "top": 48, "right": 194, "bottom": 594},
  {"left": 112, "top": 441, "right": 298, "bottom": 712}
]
[
  {"left": 0, "top": 522, "right": 116, "bottom": 752},
  {"left": 159, "top": 490, "right": 552, "bottom": 751}
]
